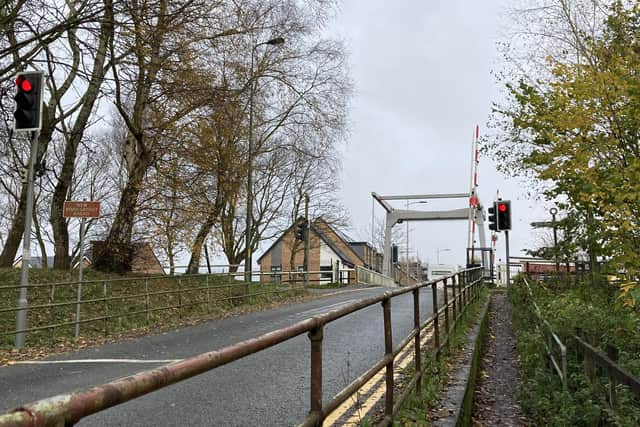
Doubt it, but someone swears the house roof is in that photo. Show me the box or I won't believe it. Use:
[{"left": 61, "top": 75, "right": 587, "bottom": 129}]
[
  {"left": 257, "top": 218, "right": 358, "bottom": 267},
  {"left": 12, "top": 256, "right": 56, "bottom": 268}
]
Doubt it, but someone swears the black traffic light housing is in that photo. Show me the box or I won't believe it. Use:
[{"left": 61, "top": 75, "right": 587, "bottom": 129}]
[
  {"left": 295, "top": 221, "right": 306, "bottom": 241},
  {"left": 14, "top": 71, "right": 43, "bottom": 131},
  {"left": 488, "top": 203, "right": 498, "bottom": 231},
  {"left": 497, "top": 200, "right": 512, "bottom": 231}
]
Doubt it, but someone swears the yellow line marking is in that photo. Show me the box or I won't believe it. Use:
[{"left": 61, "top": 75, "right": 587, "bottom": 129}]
[{"left": 324, "top": 327, "right": 435, "bottom": 426}]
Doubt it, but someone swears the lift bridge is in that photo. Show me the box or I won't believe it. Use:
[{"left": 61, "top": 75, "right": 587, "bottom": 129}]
[{"left": 372, "top": 191, "right": 491, "bottom": 281}]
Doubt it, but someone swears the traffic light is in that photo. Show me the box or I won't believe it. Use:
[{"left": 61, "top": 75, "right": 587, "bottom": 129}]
[
  {"left": 497, "top": 200, "right": 512, "bottom": 231},
  {"left": 295, "top": 221, "right": 306, "bottom": 241},
  {"left": 14, "top": 71, "right": 43, "bottom": 131},
  {"left": 488, "top": 202, "right": 498, "bottom": 231}
]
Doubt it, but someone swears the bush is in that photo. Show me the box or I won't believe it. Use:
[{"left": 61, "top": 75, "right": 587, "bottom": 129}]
[{"left": 509, "top": 278, "right": 640, "bottom": 426}]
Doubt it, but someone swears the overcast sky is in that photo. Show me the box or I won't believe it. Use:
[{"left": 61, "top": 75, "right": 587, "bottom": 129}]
[{"left": 314, "top": 0, "right": 553, "bottom": 267}]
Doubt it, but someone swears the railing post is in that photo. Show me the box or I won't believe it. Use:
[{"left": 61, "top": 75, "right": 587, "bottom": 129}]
[
  {"left": 606, "top": 345, "right": 619, "bottom": 410},
  {"left": 457, "top": 274, "right": 464, "bottom": 310},
  {"left": 309, "top": 326, "right": 324, "bottom": 425},
  {"left": 178, "top": 278, "right": 183, "bottom": 320},
  {"left": 431, "top": 282, "right": 440, "bottom": 361},
  {"left": 450, "top": 276, "right": 457, "bottom": 327},
  {"left": 442, "top": 278, "right": 450, "bottom": 336},
  {"left": 102, "top": 281, "right": 108, "bottom": 336},
  {"left": 413, "top": 288, "right": 422, "bottom": 395},
  {"left": 145, "top": 278, "right": 150, "bottom": 325},
  {"left": 382, "top": 296, "right": 394, "bottom": 422},
  {"left": 50, "top": 283, "right": 56, "bottom": 342}
]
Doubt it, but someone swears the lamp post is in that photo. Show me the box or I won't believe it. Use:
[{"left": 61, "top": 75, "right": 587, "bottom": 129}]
[
  {"left": 436, "top": 248, "right": 451, "bottom": 264},
  {"left": 244, "top": 36, "right": 285, "bottom": 283}
]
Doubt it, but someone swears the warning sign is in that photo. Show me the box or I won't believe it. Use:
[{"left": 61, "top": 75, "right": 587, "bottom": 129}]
[{"left": 63, "top": 201, "right": 101, "bottom": 218}]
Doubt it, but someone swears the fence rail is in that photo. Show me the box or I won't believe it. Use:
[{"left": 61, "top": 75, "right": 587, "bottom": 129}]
[
  {"left": 522, "top": 278, "right": 567, "bottom": 389},
  {"left": 521, "top": 277, "right": 640, "bottom": 410},
  {"left": 0, "top": 270, "right": 326, "bottom": 345},
  {"left": 0, "top": 268, "right": 484, "bottom": 427},
  {"left": 356, "top": 265, "right": 396, "bottom": 287}
]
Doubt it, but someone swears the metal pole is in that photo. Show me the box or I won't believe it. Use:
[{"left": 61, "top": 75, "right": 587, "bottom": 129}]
[
  {"left": 412, "top": 288, "right": 422, "bottom": 394},
  {"left": 15, "top": 130, "right": 39, "bottom": 349},
  {"left": 304, "top": 193, "right": 310, "bottom": 287},
  {"left": 382, "top": 297, "right": 394, "bottom": 420},
  {"left": 75, "top": 216, "right": 86, "bottom": 339},
  {"left": 309, "top": 327, "right": 323, "bottom": 423},
  {"left": 431, "top": 282, "right": 440, "bottom": 361},
  {"left": 550, "top": 208, "right": 559, "bottom": 274},
  {"left": 405, "top": 200, "right": 409, "bottom": 277},
  {"left": 505, "top": 230, "right": 511, "bottom": 287},
  {"left": 244, "top": 46, "right": 257, "bottom": 283}
]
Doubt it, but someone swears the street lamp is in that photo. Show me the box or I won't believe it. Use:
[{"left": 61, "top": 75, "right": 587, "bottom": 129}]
[
  {"left": 245, "top": 36, "right": 285, "bottom": 282},
  {"left": 436, "top": 248, "right": 451, "bottom": 264}
]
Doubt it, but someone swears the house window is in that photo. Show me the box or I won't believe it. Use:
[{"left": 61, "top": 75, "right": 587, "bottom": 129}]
[
  {"left": 320, "top": 265, "right": 333, "bottom": 282},
  {"left": 271, "top": 266, "right": 282, "bottom": 284}
]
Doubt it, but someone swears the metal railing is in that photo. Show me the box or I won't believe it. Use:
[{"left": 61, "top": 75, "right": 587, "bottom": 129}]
[
  {"left": 0, "top": 270, "right": 312, "bottom": 345},
  {"left": 575, "top": 334, "right": 640, "bottom": 411},
  {"left": 522, "top": 278, "right": 640, "bottom": 408},
  {"left": 356, "top": 265, "right": 396, "bottom": 287},
  {"left": 522, "top": 278, "right": 568, "bottom": 389},
  {"left": 0, "top": 267, "right": 484, "bottom": 426}
]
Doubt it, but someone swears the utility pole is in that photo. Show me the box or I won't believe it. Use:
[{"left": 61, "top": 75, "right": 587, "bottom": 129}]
[{"left": 304, "top": 193, "right": 310, "bottom": 287}]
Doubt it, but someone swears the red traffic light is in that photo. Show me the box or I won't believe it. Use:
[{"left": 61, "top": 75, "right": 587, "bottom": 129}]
[
  {"left": 16, "top": 75, "right": 33, "bottom": 92},
  {"left": 498, "top": 202, "right": 508, "bottom": 212}
]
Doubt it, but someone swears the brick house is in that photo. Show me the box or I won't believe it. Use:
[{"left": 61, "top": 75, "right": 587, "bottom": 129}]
[
  {"left": 89, "top": 241, "right": 165, "bottom": 274},
  {"left": 258, "top": 217, "right": 376, "bottom": 284}
]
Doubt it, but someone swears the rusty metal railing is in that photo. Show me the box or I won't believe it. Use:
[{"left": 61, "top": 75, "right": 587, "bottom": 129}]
[
  {"left": 522, "top": 277, "right": 568, "bottom": 389},
  {"left": 575, "top": 335, "right": 640, "bottom": 410},
  {"left": 0, "top": 267, "right": 483, "bottom": 427},
  {"left": 1, "top": 268, "right": 357, "bottom": 345},
  {"left": 521, "top": 278, "right": 640, "bottom": 410}
]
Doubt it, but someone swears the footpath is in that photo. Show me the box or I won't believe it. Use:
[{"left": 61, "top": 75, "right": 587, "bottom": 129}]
[{"left": 471, "top": 292, "right": 527, "bottom": 426}]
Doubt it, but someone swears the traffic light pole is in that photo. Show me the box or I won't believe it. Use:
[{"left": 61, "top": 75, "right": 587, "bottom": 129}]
[
  {"left": 505, "top": 230, "right": 511, "bottom": 287},
  {"left": 15, "top": 130, "right": 39, "bottom": 348}
]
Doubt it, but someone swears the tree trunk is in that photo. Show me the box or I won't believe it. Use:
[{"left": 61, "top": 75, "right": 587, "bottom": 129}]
[
  {"left": 186, "top": 215, "right": 216, "bottom": 274},
  {"left": 92, "top": 153, "right": 151, "bottom": 272},
  {"left": 50, "top": 0, "right": 113, "bottom": 270}
]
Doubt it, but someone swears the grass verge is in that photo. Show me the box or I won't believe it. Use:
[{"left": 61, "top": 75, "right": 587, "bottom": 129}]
[{"left": 0, "top": 268, "right": 308, "bottom": 352}]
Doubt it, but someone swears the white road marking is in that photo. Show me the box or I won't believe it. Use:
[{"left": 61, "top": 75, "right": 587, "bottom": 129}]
[{"left": 8, "top": 358, "right": 182, "bottom": 365}]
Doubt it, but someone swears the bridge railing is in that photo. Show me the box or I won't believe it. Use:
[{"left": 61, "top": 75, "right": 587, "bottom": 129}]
[
  {"left": 0, "top": 267, "right": 484, "bottom": 427},
  {"left": 356, "top": 265, "right": 396, "bottom": 287}
]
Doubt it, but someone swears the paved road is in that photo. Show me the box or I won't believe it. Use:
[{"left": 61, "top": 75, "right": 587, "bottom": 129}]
[{"left": 1, "top": 286, "right": 440, "bottom": 426}]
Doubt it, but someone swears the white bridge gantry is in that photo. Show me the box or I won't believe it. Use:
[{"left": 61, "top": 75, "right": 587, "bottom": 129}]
[{"left": 372, "top": 192, "right": 488, "bottom": 277}]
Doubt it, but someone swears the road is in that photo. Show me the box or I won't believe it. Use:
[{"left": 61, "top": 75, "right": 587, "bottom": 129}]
[{"left": 1, "top": 285, "right": 440, "bottom": 426}]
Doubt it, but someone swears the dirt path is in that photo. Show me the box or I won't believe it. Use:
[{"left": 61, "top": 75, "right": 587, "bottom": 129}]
[{"left": 471, "top": 292, "right": 526, "bottom": 426}]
